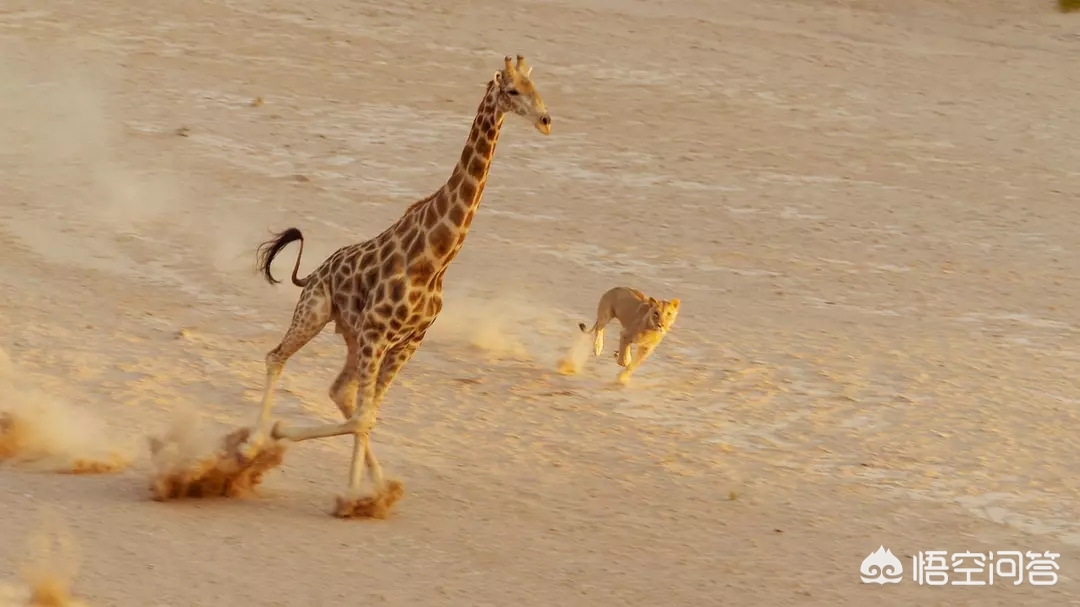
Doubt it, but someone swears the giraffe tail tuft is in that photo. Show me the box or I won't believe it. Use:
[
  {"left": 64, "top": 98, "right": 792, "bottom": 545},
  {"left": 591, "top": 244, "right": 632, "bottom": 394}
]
[{"left": 255, "top": 227, "right": 309, "bottom": 287}]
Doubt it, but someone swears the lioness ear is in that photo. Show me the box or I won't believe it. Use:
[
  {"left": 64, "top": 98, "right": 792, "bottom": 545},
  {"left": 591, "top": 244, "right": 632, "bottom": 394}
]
[
  {"left": 648, "top": 297, "right": 659, "bottom": 306},
  {"left": 669, "top": 298, "right": 680, "bottom": 309}
]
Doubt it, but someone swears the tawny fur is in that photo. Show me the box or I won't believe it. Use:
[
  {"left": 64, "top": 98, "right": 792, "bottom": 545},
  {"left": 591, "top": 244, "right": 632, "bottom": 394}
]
[{"left": 577, "top": 287, "right": 681, "bottom": 384}]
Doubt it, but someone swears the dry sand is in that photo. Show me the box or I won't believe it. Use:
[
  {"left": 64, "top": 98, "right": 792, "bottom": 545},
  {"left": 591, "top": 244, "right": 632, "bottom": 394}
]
[{"left": 1, "top": 0, "right": 1079, "bottom": 604}]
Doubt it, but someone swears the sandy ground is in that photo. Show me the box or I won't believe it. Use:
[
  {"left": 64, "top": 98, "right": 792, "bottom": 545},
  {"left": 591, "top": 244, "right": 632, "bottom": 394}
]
[{"left": 1, "top": 0, "right": 1079, "bottom": 604}]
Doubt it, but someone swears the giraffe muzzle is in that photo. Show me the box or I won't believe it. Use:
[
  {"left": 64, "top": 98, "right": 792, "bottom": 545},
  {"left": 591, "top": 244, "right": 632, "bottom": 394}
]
[{"left": 535, "top": 114, "right": 552, "bottom": 135}]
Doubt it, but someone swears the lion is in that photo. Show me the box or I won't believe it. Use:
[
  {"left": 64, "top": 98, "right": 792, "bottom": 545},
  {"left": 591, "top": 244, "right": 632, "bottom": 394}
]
[{"left": 576, "top": 286, "right": 680, "bottom": 384}]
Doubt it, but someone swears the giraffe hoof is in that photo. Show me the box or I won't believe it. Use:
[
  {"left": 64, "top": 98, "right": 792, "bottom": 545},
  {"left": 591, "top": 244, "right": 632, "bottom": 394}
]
[
  {"left": 332, "top": 480, "right": 405, "bottom": 519},
  {"left": 236, "top": 445, "right": 260, "bottom": 466},
  {"left": 149, "top": 427, "right": 287, "bottom": 501},
  {"left": 233, "top": 436, "right": 262, "bottom": 465}
]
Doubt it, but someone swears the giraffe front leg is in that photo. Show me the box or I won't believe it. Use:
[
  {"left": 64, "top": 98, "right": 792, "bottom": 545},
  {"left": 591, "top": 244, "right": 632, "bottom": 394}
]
[
  {"left": 336, "top": 343, "right": 402, "bottom": 519},
  {"left": 329, "top": 331, "right": 360, "bottom": 419},
  {"left": 269, "top": 332, "right": 416, "bottom": 518},
  {"left": 332, "top": 337, "right": 420, "bottom": 518},
  {"left": 336, "top": 342, "right": 381, "bottom": 497},
  {"left": 362, "top": 337, "right": 423, "bottom": 491}
]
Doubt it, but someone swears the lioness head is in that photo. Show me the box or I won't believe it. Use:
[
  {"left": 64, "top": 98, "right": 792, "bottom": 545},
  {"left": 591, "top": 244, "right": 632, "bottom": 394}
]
[
  {"left": 495, "top": 55, "right": 552, "bottom": 135},
  {"left": 647, "top": 297, "right": 681, "bottom": 332}
]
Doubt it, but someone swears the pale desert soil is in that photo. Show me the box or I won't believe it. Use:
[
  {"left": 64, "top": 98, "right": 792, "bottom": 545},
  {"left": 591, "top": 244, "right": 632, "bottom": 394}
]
[{"left": 1, "top": 0, "right": 1080, "bottom": 605}]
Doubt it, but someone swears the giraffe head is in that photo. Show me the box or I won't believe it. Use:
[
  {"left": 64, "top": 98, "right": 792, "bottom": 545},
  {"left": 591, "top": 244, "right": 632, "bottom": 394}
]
[{"left": 494, "top": 55, "right": 551, "bottom": 135}]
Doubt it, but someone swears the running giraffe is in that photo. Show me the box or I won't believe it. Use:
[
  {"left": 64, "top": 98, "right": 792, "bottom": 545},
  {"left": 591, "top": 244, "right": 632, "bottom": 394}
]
[{"left": 244, "top": 55, "right": 552, "bottom": 517}]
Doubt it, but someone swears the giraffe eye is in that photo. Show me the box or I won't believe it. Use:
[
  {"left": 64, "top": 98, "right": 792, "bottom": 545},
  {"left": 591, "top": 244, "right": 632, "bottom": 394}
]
[{"left": 507, "top": 89, "right": 520, "bottom": 96}]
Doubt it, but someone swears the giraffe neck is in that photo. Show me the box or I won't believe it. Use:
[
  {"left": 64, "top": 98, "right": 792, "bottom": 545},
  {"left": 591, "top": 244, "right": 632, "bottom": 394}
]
[
  {"left": 405, "top": 79, "right": 506, "bottom": 268},
  {"left": 446, "top": 78, "right": 506, "bottom": 209}
]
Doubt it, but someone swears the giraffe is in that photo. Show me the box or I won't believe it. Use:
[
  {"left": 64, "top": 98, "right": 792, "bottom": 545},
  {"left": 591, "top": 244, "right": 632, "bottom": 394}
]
[{"left": 242, "top": 55, "right": 552, "bottom": 518}]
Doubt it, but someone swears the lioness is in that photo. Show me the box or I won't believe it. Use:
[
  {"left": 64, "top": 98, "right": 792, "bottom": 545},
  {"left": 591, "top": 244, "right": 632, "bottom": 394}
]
[{"left": 577, "top": 286, "right": 680, "bottom": 384}]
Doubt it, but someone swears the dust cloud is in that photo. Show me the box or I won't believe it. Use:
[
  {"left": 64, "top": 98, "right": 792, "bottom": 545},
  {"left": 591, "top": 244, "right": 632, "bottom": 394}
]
[
  {"left": 0, "top": 349, "right": 133, "bottom": 475},
  {"left": 0, "top": 42, "right": 181, "bottom": 238},
  {"left": 0, "top": 41, "right": 268, "bottom": 293},
  {"left": 0, "top": 509, "right": 92, "bottom": 607},
  {"left": 147, "top": 409, "right": 287, "bottom": 500},
  {"left": 430, "top": 292, "right": 532, "bottom": 360},
  {"left": 430, "top": 289, "right": 557, "bottom": 362},
  {"left": 556, "top": 332, "right": 595, "bottom": 376}
]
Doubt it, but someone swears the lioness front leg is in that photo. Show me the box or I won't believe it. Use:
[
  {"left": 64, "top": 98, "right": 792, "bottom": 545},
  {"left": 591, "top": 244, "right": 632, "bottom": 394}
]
[
  {"left": 614, "top": 331, "right": 634, "bottom": 367},
  {"left": 617, "top": 343, "right": 657, "bottom": 385}
]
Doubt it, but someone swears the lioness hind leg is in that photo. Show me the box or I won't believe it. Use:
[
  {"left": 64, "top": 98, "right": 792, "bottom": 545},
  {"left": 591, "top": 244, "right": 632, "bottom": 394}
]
[{"left": 587, "top": 298, "right": 616, "bottom": 357}]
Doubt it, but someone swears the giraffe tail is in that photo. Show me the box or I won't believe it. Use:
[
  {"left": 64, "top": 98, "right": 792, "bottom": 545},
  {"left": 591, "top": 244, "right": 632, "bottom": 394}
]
[{"left": 255, "top": 227, "right": 310, "bottom": 287}]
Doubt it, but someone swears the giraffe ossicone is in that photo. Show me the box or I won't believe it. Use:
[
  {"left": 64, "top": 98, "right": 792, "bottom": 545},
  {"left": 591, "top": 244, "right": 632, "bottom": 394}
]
[{"left": 241, "top": 54, "right": 552, "bottom": 518}]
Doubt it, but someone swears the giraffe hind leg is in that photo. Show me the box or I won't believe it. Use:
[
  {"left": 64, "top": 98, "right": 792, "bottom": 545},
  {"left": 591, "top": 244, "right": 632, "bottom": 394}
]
[{"left": 250, "top": 290, "right": 332, "bottom": 443}]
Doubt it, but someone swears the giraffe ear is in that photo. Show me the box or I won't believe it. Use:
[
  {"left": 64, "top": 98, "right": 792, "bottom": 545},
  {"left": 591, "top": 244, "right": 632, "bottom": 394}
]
[{"left": 493, "top": 71, "right": 502, "bottom": 83}]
